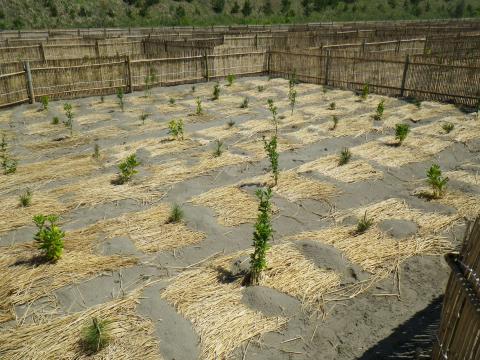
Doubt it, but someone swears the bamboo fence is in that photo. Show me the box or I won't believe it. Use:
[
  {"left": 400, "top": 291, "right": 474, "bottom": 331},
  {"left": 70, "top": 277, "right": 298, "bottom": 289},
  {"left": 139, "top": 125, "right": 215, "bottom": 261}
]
[{"left": 432, "top": 217, "right": 480, "bottom": 360}]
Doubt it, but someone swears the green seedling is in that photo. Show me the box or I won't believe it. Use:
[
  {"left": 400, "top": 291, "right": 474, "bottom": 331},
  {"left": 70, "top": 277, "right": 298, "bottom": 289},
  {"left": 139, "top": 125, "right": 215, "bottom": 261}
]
[
  {"left": 144, "top": 68, "right": 157, "bottom": 97},
  {"left": 212, "top": 83, "right": 220, "bottom": 100},
  {"left": 195, "top": 98, "right": 203, "bottom": 115},
  {"left": 191, "top": 85, "right": 196, "bottom": 93},
  {"left": 395, "top": 123, "right": 410, "bottom": 145},
  {"left": 81, "top": 318, "right": 110, "bottom": 353},
  {"left": 289, "top": 87, "right": 297, "bottom": 115},
  {"left": 213, "top": 139, "right": 223, "bottom": 157},
  {"left": 356, "top": 211, "right": 373, "bottom": 235},
  {"left": 442, "top": 122, "right": 454, "bottom": 134},
  {"left": 361, "top": 83, "right": 369, "bottom": 100},
  {"left": 267, "top": 99, "right": 278, "bottom": 133},
  {"left": 19, "top": 188, "right": 33, "bottom": 207},
  {"left": 51, "top": 116, "right": 59, "bottom": 125},
  {"left": 227, "top": 119, "right": 236, "bottom": 128},
  {"left": 63, "top": 103, "right": 74, "bottom": 136},
  {"left": 140, "top": 111, "right": 149, "bottom": 125},
  {"left": 328, "top": 102, "right": 336, "bottom": 110},
  {"left": 168, "top": 119, "right": 184, "bottom": 140},
  {"left": 249, "top": 187, "right": 273, "bottom": 285},
  {"left": 40, "top": 95, "right": 49, "bottom": 111},
  {"left": 330, "top": 115, "right": 339, "bottom": 130},
  {"left": 426, "top": 164, "right": 449, "bottom": 199},
  {"left": 226, "top": 74, "right": 235, "bottom": 86},
  {"left": 0, "top": 133, "right": 17, "bottom": 175},
  {"left": 240, "top": 97, "right": 249, "bottom": 109},
  {"left": 116, "top": 88, "right": 124, "bottom": 111},
  {"left": 257, "top": 85, "right": 265, "bottom": 92},
  {"left": 169, "top": 97, "right": 176, "bottom": 105},
  {"left": 92, "top": 143, "right": 100, "bottom": 159},
  {"left": 33, "top": 214, "right": 65, "bottom": 262},
  {"left": 167, "top": 203, "right": 184, "bottom": 224},
  {"left": 263, "top": 135, "right": 279, "bottom": 186},
  {"left": 117, "top": 154, "right": 140, "bottom": 184},
  {"left": 338, "top": 148, "right": 351, "bottom": 166},
  {"left": 373, "top": 99, "right": 385, "bottom": 120}
]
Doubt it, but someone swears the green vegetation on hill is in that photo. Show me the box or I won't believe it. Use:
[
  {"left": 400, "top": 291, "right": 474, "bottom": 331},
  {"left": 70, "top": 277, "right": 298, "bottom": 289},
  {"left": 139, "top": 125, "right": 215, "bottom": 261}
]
[{"left": 0, "top": 0, "right": 478, "bottom": 29}]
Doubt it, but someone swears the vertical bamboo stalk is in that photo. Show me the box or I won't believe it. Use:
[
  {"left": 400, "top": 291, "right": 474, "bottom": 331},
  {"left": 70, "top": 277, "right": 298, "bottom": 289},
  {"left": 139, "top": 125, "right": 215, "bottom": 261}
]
[
  {"left": 267, "top": 51, "right": 271, "bottom": 76},
  {"left": 24, "top": 61, "right": 34, "bottom": 104},
  {"left": 324, "top": 50, "right": 331, "bottom": 86},
  {"left": 95, "top": 40, "right": 100, "bottom": 57},
  {"left": 204, "top": 51, "right": 209, "bottom": 82},
  {"left": 400, "top": 54, "right": 410, "bottom": 97},
  {"left": 126, "top": 56, "right": 133, "bottom": 93},
  {"left": 39, "top": 43, "right": 46, "bottom": 62}
]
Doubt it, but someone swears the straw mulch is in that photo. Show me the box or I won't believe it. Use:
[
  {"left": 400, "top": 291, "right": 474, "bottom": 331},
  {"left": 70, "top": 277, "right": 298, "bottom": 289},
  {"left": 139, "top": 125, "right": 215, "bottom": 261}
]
[
  {"left": 76, "top": 113, "right": 112, "bottom": 126},
  {"left": 84, "top": 204, "right": 206, "bottom": 253},
  {"left": 338, "top": 198, "right": 457, "bottom": 235},
  {"left": 352, "top": 134, "right": 450, "bottom": 167},
  {"left": 444, "top": 170, "right": 479, "bottom": 186},
  {"left": 0, "top": 110, "right": 12, "bottom": 123},
  {"left": 0, "top": 248, "right": 137, "bottom": 323},
  {"left": 236, "top": 138, "right": 301, "bottom": 160},
  {"left": 297, "top": 155, "right": 383, "bottom": 183},
  {"left": 240, "top": 171, "right": 338, "bottom": 202},
  {"left": 412, "top": 115, "right": 480, "bottom": 143},
  {"left": 238, "top": 114, "right": 306, "bottom": 138},
  {"left": 52, "top": 174, "right": 161, "bottom": 209},
  {"left": 0, "top": 289, "right": 162, "bottom": 360},
  {"left": 285, "top": 226, "right": 452, "bottom": 275},
  {"left": 190, "top": 186, "right": 259, "bottom": 226},
  {"left": 195, "top": 124, "right": 239, "bottom": 140},
  {"left": 0, "top": 154, "right": 100, "bottom": 196},
  {"left": 0, "top": 192, "right": 67, "bottom": 234},
  {"left": 25, "top": 121, "right": 62, "bottom": 136}
]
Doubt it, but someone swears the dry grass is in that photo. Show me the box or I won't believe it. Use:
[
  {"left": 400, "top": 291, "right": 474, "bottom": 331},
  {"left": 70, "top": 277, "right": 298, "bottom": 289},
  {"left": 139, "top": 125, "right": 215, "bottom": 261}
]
[
  {"left": 287, "top": 124, "right": 328, "bottom": 144},
  {"left": 352, "top": 134, "right": 450, "bottom": 167},
  {"left": 412, "top": 115, "right": 480, "bottom": 143},
  {"left": 0, "top": 248, "right": 137, "bottom": 323},
  {"left": 236, "top": 138, "right": 301, "bottom": 160},
  {"left": 297, "top": 155, "right": 383, "bottom": 183},
  {"left": 285, "top": 226, "right": 452, "bottom": 275},
  {"left": 0, "top": 192, "right": 67, "bottom": 234},
  {"left": 0, "top": 288, "right": 162, "bottom": 360},
  {"left": 337, "top": 198, "right": 457, "bottom": 235},
  {"left": 444, "top": 170, "right": 479, "bottom": 186},
  {"left": 76, "top": 113, "right": 112, "bottom": 125},
  {"left": 195, "top": 123, "right": 239, "bottom": 140},
  {"left": 190, "top": 186, "right": 259, "bottom": 226}
]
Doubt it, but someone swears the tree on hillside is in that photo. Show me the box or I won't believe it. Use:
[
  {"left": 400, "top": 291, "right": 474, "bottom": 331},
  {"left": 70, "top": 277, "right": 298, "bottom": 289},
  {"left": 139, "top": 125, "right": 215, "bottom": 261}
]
[
  {"left": 212, "top": 0, "right": 225, "bottom": 13},
  {"left": 281, "top": 0, "right": 291, "bottom": 14},
  {"left": 262, "top": 0, "right": 273, "bottom": 15},
  {"left": 231, "top": 1, "right": 240, "bottom": 14},
  {"left": 242, "top": 0, "right": 253, "bottom": 16}
]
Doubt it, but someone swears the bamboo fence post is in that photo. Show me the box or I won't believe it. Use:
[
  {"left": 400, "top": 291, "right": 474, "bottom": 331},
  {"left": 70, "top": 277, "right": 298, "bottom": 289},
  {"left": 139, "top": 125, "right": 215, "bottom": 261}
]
[
  {"left": 204, "top": 51, "right": 209, "bottom": 81},
  {"left": 324, "top": 50, "right": 331, "bottom": 86},
  {"left": 126, "top": 56, "right": 133, "bottom": 93},
  {"left": 400, "top": 54, "right": 410, "bottom": 97},
  {"left": 23, "top": 61, "right": 35, "bottom": 104},
  {"left": 267, "top": 51, "right": 272, "bottom": 76},
  {"left": 39, "top": 43, "right": 46, "bottom": 61},
  {"left": 95, "top": 40, "right": 100, "bottom": 57}
]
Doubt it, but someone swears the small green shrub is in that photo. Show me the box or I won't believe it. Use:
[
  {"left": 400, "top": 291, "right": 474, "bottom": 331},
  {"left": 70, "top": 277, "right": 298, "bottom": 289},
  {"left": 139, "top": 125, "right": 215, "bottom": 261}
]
[
  {"left": 51, "top": 116, "right": 59, "bottom": 125},
  {"left": 373, "top": 99, "right": 385, "bottom": 120},
  {"left": 144, "top": 68, "right": 157, "bottom": 97},
  {"left": 213, "top": 139, "right": 223, "bottom": 157},
  {"left": 117, "top": 154, "right": 140, "bottom": 184},
  {"left": 40, "top": 96, "right": 49, "bottom": 111},
  {"left": 226, "top": 74, "right": 235, "bottom": 86},
  {"left": 0, "top": 133, "right": 17, "bottom": 175},
  {"left": 413, "top": 98, "right": 422, "bottom": 108},
  {"left": 116, "top": 88, "right": 124, "bottom": 111},
  {"left": 195, "top": 98, "right": 203, "bottom": 115},
  {"left": 212, "top": 83, "right": 220, "bottom": 100},
  {"left": 395, "top": 123, "right": 410, "bottom": 145},
  {"left": 257, "top": 85, "right": 265, "bottom": 92},
  {"left": 92, "top": 143, "right": 100, "bottom": 159},
  {"left": 140, "top": 111, "right": 149, "bottom": 125},
  {"left": 240, "top": 97, "right": 249, "bottom": 109},
  {"left": 169, "top": 97, "right": 176, "bottom": 105},
  {"left": 442, "top": 122, "right": 454, "bottom": 134},
  {"left": 191, "top": 85, "right": 196, "bottom": 93},
  {"left": 356, "top": 212, "right": 373, "bottom": 235},
  {"left": 267, "top": 99, "right": 278, "bottom": 132},
  {"left": 249, "top": 187, "right": 273, "bottom": 285},
  {"left": 289, "top": 87, "right": 297, "bottom": 115},
  {"left": 338, "top": 148, "right": 351, "bottom": 166},
  {"left": 100, "top": 95, "right": 104, "bottom": 103},
  {"left": 19, "top": 188, "right": 32, "bottom": 207},
  {"left": 426, "top": 164, "right": 449, "bottom": 199},
  {"left": 167, "top": 203, "right": 184, "bottom": 223},
  {"left": 263, "top": 135, "right": 279, "bottom": 186},
  {"left": 330, "top": 115, "right": 339, "bottom": 130},
  {"left": 81, "top": 318, "right": 110, "bottom": 353},
  {"left": 328, "top": 102, "right": 336, "bottom": 110},
  {"left": 227, "top": 119, "right": 236, "bottom": 128},
  {"left": 33, "top": 214, "right": 65, "bottom": 262},
  {"left": 168, "top": 119, "right": 184, "bottom": 140},
  {"left": 361, "top": 83, "right": 369, "bottom": 100},
  {"left": 63, "top": 103, "right": 74, "bottom": 135}
]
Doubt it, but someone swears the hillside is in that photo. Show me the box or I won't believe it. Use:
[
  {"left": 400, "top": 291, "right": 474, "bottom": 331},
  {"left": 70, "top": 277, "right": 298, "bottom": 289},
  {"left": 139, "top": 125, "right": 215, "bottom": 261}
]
[{"left": 0, "top": 0, "right": 479, "bottom": 29}]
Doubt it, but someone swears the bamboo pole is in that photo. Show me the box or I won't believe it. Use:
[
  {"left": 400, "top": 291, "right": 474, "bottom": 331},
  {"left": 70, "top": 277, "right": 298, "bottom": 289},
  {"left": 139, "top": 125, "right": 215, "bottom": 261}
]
[
  {"left": 23, "top": 61, "right": 35, "bottom": 103},
  {"left": 400, "top": 54, "right": 410, "bottom": 97}
]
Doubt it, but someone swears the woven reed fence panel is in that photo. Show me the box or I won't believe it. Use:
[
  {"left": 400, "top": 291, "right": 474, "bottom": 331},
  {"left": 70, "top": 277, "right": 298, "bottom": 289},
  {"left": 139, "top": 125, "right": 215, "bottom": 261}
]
[
  {"left": 44, "top": 44, "right": 97, "bottom": 60},
  {"left": 98, "top": 41, "right": 144, "bottom": 57},
  {"left": 432, "top": 217, "right": 480, "bottom": 359},
  {"left": 31, "top": 60, "right": 127, "bottom": 100},
  {"left": 269, "top": 51, "right": 325, "bottom": 84},
  {"left": 130, "top": 56, "right": 204, "bottom": 89},
  {"left": 0, "top": 46, "right": 42, "bottom": 63},
  {"left": 0, "top": 72, "right": 29, "bottom": 106},
  {"left": 208, "top": 51, "right": 267, "bottom": 78}
]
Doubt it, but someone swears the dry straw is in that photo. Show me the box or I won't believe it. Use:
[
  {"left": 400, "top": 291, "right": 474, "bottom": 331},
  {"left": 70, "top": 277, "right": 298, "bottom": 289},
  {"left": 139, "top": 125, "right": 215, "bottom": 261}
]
[
  {"left": 236, "top": 138, "right": 301, "bottom": 160},
  {"left": 297, "top": 155, "right": 383, "bottom": 183},
  {"left": 0, "top": 248, "right": 137, "bottom": 323},
  {"left": 190, "top": 186, "right": 258, "bottom": 226},
  {"left": 0, "top": 289, "right": 161, "bottom": 359},
  {"left": 444, "top": 170, "right": 479, "bottom": 186}
]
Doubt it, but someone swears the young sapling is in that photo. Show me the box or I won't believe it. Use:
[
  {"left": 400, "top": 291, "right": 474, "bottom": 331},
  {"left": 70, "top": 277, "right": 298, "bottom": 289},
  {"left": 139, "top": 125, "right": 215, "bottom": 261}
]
[
  {"left": 92, "top": 143, "right": 100, "bottom": 159},
  {"left": 168, "top": 119, "right": 184, "bottom": 140},
  {"left": 195, "top": 98, "right": 203, "bottom": 115},
  {"left": 355, "top": 211, "right": 373, "bottom": 235},
  {"left": 442, "top": 122, "right": 454, "bottom": 134},
  {"left": 81, "top": 318, "right": 111, "bottom": 353},
  {"left": 116, "top": 88, "right": 124, "bottom": 111},
  {"left": 227, "top": 119, "right": 236, "bottom": 128},
  {"left": 328, "top": 102, "right": 336, "bottom": 110},
  {"left": 263, "top": 135, "right": 279, "bottom": 186},
  {"left": 240, "top": 97, "right": 249, "bottom": 109},
  {"left": 140, "top": 111, "right": 149, "bottom": 125},
  {"left": 63, "top": 103, "right": 74, "bottom": 135},
  {"left": 257, "top": 85, "right": 265, "bottom": 92},
  {"left": 33, "top": 214, "right": 65, "bottom": 262},
  {"left": 167, "top": 203, "right": 184, "bottom": 224},
  {"left": 40, "top": 96, "right": 49, "bottom": 111},
  {"left": 338, "top": 148, "right": 352, "bottom": 166},
  {"left": 361, "top": 83, "right": 369, "bottom": 100},
  {"left": 373, "top": 99, "right": 385, "bottom": 120},
  {"left": 51, "top": 116, "right": 59, "bottom": 125},
  {"left": 19, "top": 188, "right": 33, "bottom": 207},
  {"left": 0, "top": 133, "right": 17, "bottom": 175},
  {"left": 267, "top": 99, "right": 278, "bottom": 133},
  {"left": 426, "top": 164, "right": 449, "bottom": 199},
  {"left": 226, "top": 74, "right": 235, "bottom": 86},
  {"left": 169, "top": 97, "right": 176, "bottom": 105},
  {"left": 330, "top": 115, "right": 339, "bottom": 130},
  {"left": 116, "top": 154, "right": 140, "bottom": 184},
  {"left": 395, "top": 123, "right": 410, "bottom": 145},
  {"left": 213, "top": 139, "right": 223, "bottom": 157},
  {"left": 212, "top": 83, "right": 220, "bottom": 100}
]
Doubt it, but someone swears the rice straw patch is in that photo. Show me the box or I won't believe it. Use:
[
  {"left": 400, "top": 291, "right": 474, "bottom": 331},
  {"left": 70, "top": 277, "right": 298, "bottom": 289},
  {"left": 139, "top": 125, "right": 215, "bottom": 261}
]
[
  {"left": 285, "top": 226, "right": 452, "bottom": 275},
  {"left": 162, "top": 263, "right": 286, "bottom": 360},
  {"left": 190, "top": 186, "right": 259, "bottom": 226},
  {"left": 352, "top": 134, "right": 450, "bottom": 167},
  {"left": 22, "top": 108, "right": 47, "bottom": 119},
  {"left": 0, "top": 110, "right": 12, "bottom": 123},
  {"left": 0, "top": 289, "right": 162, "bottom": 360},
  {"left": 76, "top": 113, "right": 112, "bottom": 125},
  {"left": 287, "top": 124, "right": 328, "bottom": 144},
  {"left": 297, "top": 155, "right": 383, "bottom": 183},
  {"left": 25, "top": 121, "right": 61, "bottom": 136},
  {"left": 0, "top": 154, "right": 99, "bottom": 195},
  {"left": 444, "top": 170, "right": 479, "bottom": 186},
  {"left": 195, "top": 123, "right": 239, "bottom": 140},
  {"left": 412, "top": 116, "right": 480, "bottom": 143},
  {"left": 0, "top": 193, "right": 67, "bottom": 234},
  {"left": 236, "top": 138, "right": 300, "bottom": 160},
  {"left": 339, "top": 198, "right": 457, "bottom": 235},
  {"left": 0, "top": 248, "right": 137, "bottom": 323},
  {"left": 83, "top": 204, "right": 205, "bottom": 252}
]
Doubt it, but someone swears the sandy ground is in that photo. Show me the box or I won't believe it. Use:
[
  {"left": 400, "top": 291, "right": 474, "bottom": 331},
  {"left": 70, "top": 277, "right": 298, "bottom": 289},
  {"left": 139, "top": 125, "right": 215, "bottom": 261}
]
[{"left": 0, "top": 76, "right": 479, "bottom": 359}]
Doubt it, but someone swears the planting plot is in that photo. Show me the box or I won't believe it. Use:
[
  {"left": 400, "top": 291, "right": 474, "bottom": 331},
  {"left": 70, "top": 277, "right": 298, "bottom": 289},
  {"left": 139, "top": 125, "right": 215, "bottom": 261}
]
[{"left": 0, "top": 76, "right": 478, "bottom": 360}]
